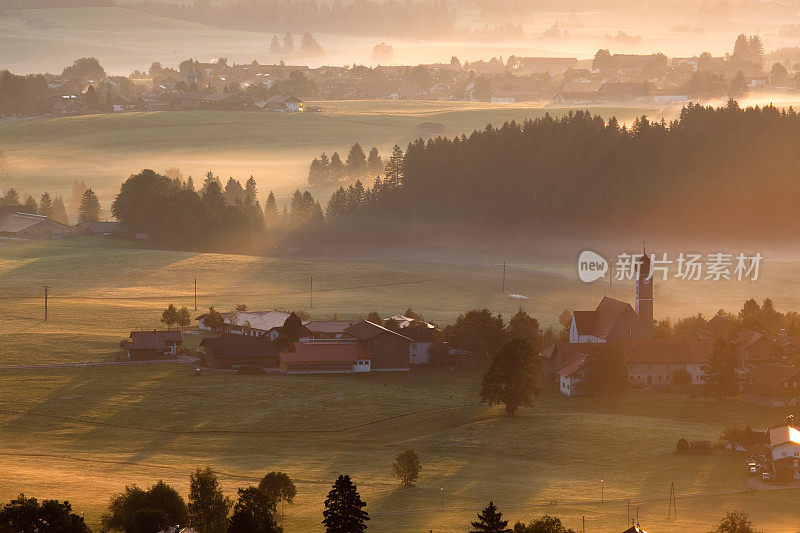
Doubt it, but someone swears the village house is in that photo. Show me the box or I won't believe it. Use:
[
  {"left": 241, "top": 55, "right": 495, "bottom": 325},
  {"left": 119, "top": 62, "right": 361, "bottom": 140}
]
[
  {"left": 699, "top": 313, "right": 737, "bottom": 341},
  {"left": 0, "top": 206, "right": 75, "bottom": 239},
  {"left": 197, "top": 310, "right": 301, "bottom": 340},
  {"left": 742, "top": 364, "right": 800, "bottom": 407},
  {"left": 621, "top": 339, "right": 712, "bottom": 387},
  {"left": 734, "top": 330, "right": 780, "bottom": 365},
  {"left": 200, "top": 334, "right": 278, "bottom": 369},
  {"left": 264, "top": 93, "right": 303, "bottom": 112},
  {"left": 344, "top": 320, "right": 412, "bottom": 371},
  {"left": 769, "top": 420, "right": 800, "bottom": 482},
  {"left": 279, "top": 341, "right": 371, "bottom": 374},
  {"left": 303, "top": 320, "right": 358, "bottom": 340},
  {"left": 557, "top": 354, "right": 587, "bottom": 396},
  {"left": 76, "top": 221, "right": 124, "bottom": 236},
  {"left": 122, "top": 330, "right": 182, "bottom": 360},
  {"left": 570, "top": 297, "right": 652, "bottom": 343}
]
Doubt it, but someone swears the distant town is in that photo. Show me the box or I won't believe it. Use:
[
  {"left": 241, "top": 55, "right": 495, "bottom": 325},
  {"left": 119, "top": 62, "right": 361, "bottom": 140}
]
[{"left": 0, "top": 34, "right": 795, "bottom": 119}]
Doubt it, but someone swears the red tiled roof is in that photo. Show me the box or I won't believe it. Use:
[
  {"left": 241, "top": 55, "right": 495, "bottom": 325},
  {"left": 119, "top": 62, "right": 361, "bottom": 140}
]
[{"left": 558, "top": 354, "right": 587, "bottom": 377}]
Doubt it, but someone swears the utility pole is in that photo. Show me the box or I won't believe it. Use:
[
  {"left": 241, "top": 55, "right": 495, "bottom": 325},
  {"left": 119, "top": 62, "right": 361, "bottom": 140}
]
[
  {"left": 43, "top": 285, "right": 48, "bottom": 321},
  {"left": 601, "top": 479, "right": 604, "bottom": 503},
  {"left": 668, "top": 481, "right": 677, "bottom": 519},
  {"left": 194, "top": 278, "right": 197, "bottom": 311},
  {"left": 440, "top": 488, "right": 444, "bottom": 511},
  {"left": 627, "top": 500, "right": 630, "bottom": 525},
  {"left": 310, "top": 276, "right": 313, "bottom": 309},
  {"left": 502, "top": 261, "right": 506, "bottom": 293},
  {"left": 581, "top": 515, "right": 585, "bottom": 533}
]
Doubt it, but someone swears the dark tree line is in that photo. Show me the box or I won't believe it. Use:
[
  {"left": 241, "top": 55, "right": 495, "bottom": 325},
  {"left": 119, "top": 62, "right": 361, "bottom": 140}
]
[
  {"left": 307, "top": 143, "right": 383, "bottom": 186},
  {"left": 327, "top": 101, "right": 800, "bottom": 239}
]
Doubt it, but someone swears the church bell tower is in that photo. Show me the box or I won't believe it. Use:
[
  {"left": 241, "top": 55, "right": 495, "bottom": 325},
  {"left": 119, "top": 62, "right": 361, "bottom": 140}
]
[{"left": 635, "top": 246, "right": 654, "bottom": 330}]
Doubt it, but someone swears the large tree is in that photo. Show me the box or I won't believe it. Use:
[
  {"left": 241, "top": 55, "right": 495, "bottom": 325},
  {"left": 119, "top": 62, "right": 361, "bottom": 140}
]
[
  {"left": 322, "top": 475, "right": 368, "bottom": 533},
  {"left": 391, "top": 450, "right": 421, "bottom": 486},
  {"left": 704, "top": 338, "right": 739, "bottom": 400},
  {"left": 78, "top": 188, "right": 101, "bottom": 223},
  {"left": 513, "top": 515, "right": 576, "bottom": 533},
  {"left": 345, "top": 143, "right": 367, "bottom": 178},
  {"left": 101, "top": 481, "right": 188, "bottom": 533},
  {"left": 188, "top": 468, "right": 231, "bottom": 533},
  {"left": 447, "top": 308, "right": 505, "bottom": 359},
  {"left": 258, "top": 472, "right": 297, "bottom": 513},
  {"left": 507, "top": 307, "right": 543, "bottom": 353},
  {"left": 161, "top": 304, "right": 178, "bottom": 330},
  {"left": 38, "top": 192, "right": 54, "bottom": 218},
  {"left": 480, "top": 338, "right": 542, "bottom": 415},
  {"left": 227, "top": 486, "right": 280, "bottom": 533},
  {"left": 471, "top": 501, "right": 510, "bottom": 533},
  {"left": 579, "top": 344, "right": 627, "bottom": 400},
  {"left": 710, "top": 510, "right": 758, "bottom": 533},
  {"left": 0, "top": 494, "right": 87, "bottom": 533}
]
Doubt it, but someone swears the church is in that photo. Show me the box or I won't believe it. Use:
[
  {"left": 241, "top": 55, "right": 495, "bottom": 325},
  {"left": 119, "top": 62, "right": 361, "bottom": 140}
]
[
  {"left": 544, "top": 249, "right": 713, "bottom": 396},
  {"left": 568, "top": 250, "right": 653, "bottom": 343}
]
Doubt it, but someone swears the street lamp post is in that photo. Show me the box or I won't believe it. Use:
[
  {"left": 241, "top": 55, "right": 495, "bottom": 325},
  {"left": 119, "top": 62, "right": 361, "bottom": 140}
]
[
  {"left": 601, "top": 479, "right": 604, "bottom": 503},
  {"left": 440, "top": 488, "right": 444, "bottom": 511}
]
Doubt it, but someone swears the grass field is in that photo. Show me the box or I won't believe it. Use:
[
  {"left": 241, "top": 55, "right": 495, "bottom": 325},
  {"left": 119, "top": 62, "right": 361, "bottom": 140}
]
[
  {"left": 0, "top": 102, "right": 663, "bottom": 214},
  {"left": 0, "top": 364, "right": 798, "bottom": 532},
  {"left": 3, "top": 238, "right": 800, "bottom": 367}
]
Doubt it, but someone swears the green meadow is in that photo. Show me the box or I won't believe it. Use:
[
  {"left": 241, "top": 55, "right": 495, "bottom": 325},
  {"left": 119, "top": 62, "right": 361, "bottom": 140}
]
[{"left": 0, "top": 364, "right": 797, "bottom": 532}]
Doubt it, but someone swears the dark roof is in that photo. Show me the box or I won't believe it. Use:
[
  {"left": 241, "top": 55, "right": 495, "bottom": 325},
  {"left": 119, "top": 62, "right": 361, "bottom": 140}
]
[
  {"left": 305, "top": 320, "right": 358, "bottom": 333},
  {"left": 344, "top": 320, "right": 412, "bottom": 342},
  {"left": 402, "top": 325, "right": 436, "bottom": 342},
  {"left": 618, "top": 339, "right": 712, "bottom": 364},
  {"left": 572, "top": 310, "right": 596, "bottom": 335},
  {"left": 593, "top": 297, "right": 634, "bottom": 338},
  {"left": 743, "top": 364, "right": 800, "bottom": 397},
  {"left": 130, "top": 330, "right": 182, "bottom": 343},
  {"left": 280, "top": 342, "right": 368, "bottom": 363},
  {"left": 201, "top": 334, "right": 277, "bottom": 360}
]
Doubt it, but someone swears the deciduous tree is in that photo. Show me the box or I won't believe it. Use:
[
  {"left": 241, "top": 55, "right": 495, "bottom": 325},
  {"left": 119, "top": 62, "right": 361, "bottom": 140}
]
[
  {"left": 188, "top": 467, "right": 231, "bottom": 533},
  {"left": 391, "top": 450, "right": 421, "bottom": 486},
  {"left": 480, "top": 338, "right": 541, "bottom": 415}
]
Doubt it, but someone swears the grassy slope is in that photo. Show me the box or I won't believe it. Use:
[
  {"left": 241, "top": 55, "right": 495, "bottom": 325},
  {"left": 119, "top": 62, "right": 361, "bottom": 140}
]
[
  {"left": 0, "top": 365, "right": 797, "bottom": 532},
  {"left": 0, "top": 102, "right": 659, "bottom": 208}
]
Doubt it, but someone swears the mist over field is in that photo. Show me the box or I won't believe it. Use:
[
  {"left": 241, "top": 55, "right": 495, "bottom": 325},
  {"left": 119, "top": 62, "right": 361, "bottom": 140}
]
[{"left": 5, "top": 2, "right": 800, "bottom": 533}]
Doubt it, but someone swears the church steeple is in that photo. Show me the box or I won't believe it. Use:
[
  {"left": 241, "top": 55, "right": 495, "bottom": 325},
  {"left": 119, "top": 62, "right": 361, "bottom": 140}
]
[{"left": 635, "top": 244, "right": 654, "bottom": 330}]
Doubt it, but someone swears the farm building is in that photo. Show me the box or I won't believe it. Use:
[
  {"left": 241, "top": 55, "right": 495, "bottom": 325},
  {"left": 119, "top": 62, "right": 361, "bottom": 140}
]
[
  {"left": 122, "top": 330, "right": 182, "bottom": 360},
  {"left": 303, "top": 320, "right": 358, "bottom": 340},
  {"left": 569, "top": 296, "right": 651, "bottom": 344},
  {"left": 734, "top": 330, "right": 781, "bottom": 365},
  {"left": 621, "top": 339, "right": 712, "bottom": 387},
  {"left": 264, "top": 93, "right": 303, "bottom": 112},
  {"left": 76, "top": 221, "right": 124, "bottom": 236},
  {"left": 197, "top": 310, "right": 306, "bottom": 340},
  {"left": 200, "top": 335, "right": 278, "bottom": 369},
  {"left": 280, "top": 341, "right": 371, "bottom": 374},
  {"left": 557, "top": 354, "right": 587, "bottom": 396},
  {"left": 742, "top": 364, "right": 800, "bottom": 407},
  {"left": 770, "top": 421, "right": 800, "bottom": 482},
  {"left": 0, "top": 207, "right": 75, "bottom": 239},
  {"left": 344, "top": 320, "right": 412, "bottom": 371}
]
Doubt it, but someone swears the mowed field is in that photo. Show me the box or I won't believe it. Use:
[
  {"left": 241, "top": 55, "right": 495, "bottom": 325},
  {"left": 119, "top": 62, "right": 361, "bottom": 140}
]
[
  {"left": 1, "top": 365, "right": 799, "bottom": 533},
  {"left": 0, "top": 101, "right": 664, "bottom": 210}
]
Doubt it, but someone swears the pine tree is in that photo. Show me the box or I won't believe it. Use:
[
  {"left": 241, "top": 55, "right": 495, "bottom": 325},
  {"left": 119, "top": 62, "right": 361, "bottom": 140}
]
[
  {"left": 282, "top": 32, "right": 295, "bottom": 53},
  {"left": 322, "top": 475, "right": 369, "bottom": 533},
  {"left": 264, "top": 191, "right": 279, "bottom": 228},
  {"left": 38, "top": 192, "right": 54, "bottom": 218},
  {"left": 471, "top": 501, "right": 510, "bottom": 533},
  {"left": 22, "top": 195, "right": 38, "bottom": 214},
  {"left": 329, "top": 152, "right": 345, "bottom": 182},
  {"left": 270, "top": 35, "right": 282, "bottom": 54},
  {"left": 384, "top": 144, "right": 404, "bottom": 189},
  {"left": 308, "top": 158, "right": 324, "bottom": 185},
  {"left": 0, "top": 187, "right": 20, "bottom": 206},
  {"left": 345, "top": 143, "right": 367, "bottom": 178},
  {"left": 366, "top": 147, "right": 383, "bottom": 175},
  {"left": 52, "top": 196, "right": 69, "bottom": 225},
  {"left": 224, "top": 177, "right": 244, "bottom": 206},
  {"left": 78, "top": 188, "right": 101, "bottom": 223}
]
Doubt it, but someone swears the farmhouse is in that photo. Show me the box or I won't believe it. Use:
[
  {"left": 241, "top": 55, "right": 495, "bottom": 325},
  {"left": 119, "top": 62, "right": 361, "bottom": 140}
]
[
  {"left": 621, "top": 339, "right": 712, "bottom": 387},
  {"left": 122, "top": 330, "right": 182, "bottom": 360},
  {"left": 303, "top": 320, "right": 358, "bottom": 340},
  {"left": 0, "top": 206, "right": 75, "bottom": 239},
  {"left": 200, "top": 334, "right": 278, "bottom": 369},
  {"left": 344, "top": 320, "right": 412, "bottom": 371},
  {"left": 279, "top": 341, "right": 371, "bottom": 374},
  {"left": 76, "top": 221, "right": 124, "bottom": 236},
  {"left": 769, "top": 421, "right": 800, "bottom": 482},
  {"left": 264, "top": 93, "right": 303, "bottom": 112},
  {"left": 558, "top": 354, "right": 587, "bottom": 396},
  {"left": 742, "top": 364, "right": 800, "bottom": 407},
  {"left": 734, "top": 330, "right": 780, "bottom": 365},
  {"left": 197, "top": 310, "right": 301, "bottom": 340}
]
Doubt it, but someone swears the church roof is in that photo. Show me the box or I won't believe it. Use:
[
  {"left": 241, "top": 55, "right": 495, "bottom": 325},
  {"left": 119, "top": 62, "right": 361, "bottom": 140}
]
[{"left": 571, "top": 297, "right": 649, "bottom": 340}]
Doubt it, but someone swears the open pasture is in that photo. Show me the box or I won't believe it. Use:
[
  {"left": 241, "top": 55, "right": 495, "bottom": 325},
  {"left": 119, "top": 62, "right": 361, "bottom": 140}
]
[{"left": 0, "top": 364, "right": 798, "bottom": 532}]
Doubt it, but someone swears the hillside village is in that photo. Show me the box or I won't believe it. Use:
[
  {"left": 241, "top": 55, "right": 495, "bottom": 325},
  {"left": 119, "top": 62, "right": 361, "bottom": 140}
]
[{"left": 1, "top": 34, "right": 797, "bottom": 119}]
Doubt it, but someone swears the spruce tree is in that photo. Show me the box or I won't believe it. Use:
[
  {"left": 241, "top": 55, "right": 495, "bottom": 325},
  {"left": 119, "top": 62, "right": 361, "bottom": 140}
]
[
  {"left": 78, "top": 189, "right": 101, "bottom": 223},
  {"left": 345, "top": 143, "right": 367, "bottom": 178},
  {"left": 0, "top": 188, "right": 20, "bottom": 206},
  {"left": 471, "top": 501, "right": 510, "bottom": 533},
  {"left": 22, "top": 195, "right": 38, "bottom": 214},
  {"left": 52, "top": 196, "right": 69, "bottom": 225},
  {"left": 322, "top": 475, "right": 369, "bottom": 533},
  {"left": 39, "top": 192, "right": 54, "bottom": 218},
  {"left": 367, "top": 147, "right": 383, "bottom": 175}
]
